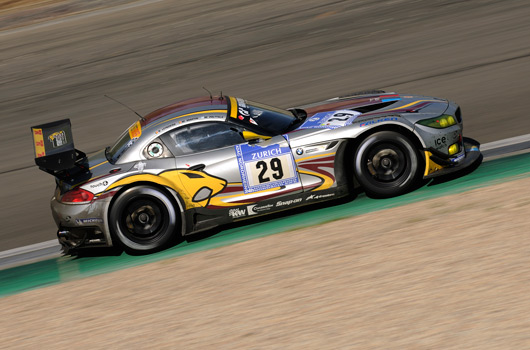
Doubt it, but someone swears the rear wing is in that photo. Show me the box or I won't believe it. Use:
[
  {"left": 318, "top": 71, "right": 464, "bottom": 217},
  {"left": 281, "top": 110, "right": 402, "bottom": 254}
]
[{"left": 31, "top": 119, "right": 87, "bottom": 177}]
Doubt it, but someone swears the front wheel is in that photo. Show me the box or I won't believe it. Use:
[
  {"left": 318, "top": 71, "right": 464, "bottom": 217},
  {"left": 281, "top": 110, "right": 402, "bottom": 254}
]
[
  {"left": 109, "top": 186, "right": 180, "bottom": 254},
  {"left": 354, "top": 131, "right": 422, "bottom": 198}
]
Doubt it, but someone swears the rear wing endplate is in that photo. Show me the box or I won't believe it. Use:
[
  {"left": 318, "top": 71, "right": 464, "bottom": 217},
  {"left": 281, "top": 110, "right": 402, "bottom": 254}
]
[{"left": 30, "top": 119, "right": 87, "bottom": 177}]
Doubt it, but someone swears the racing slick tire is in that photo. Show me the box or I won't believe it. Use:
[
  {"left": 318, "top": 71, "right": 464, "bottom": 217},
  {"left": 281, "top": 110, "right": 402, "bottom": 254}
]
[
  {"left": 109, "top": 185, "right": 180, "bottom": 254},
  {"left": 354, "top": 131, "right": 422, "bottom": 198}
]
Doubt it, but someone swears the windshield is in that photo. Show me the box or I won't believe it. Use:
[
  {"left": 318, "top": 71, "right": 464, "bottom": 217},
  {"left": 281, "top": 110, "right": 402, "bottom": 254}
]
[
  {"left": 106, "top": 121, "right": 141, "bottom": 163},
  {"left": 244, "top": 100, "right": 297, "bottom": 135}
]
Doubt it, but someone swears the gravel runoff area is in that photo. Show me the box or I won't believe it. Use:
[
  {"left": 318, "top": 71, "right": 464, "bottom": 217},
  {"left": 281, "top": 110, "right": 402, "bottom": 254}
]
[{"left": 1, "top": 176, "right": 529, "bottom": 349}]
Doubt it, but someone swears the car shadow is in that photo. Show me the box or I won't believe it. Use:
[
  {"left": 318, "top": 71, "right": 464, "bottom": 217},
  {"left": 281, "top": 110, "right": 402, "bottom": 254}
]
[{"left": 69, "top": 246, "right": 123, "bottom": 258}]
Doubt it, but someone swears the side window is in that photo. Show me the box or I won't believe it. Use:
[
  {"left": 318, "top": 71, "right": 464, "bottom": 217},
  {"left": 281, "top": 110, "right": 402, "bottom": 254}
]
[{"left": 166, "top": 122, "right": 245, "bottom": 156}]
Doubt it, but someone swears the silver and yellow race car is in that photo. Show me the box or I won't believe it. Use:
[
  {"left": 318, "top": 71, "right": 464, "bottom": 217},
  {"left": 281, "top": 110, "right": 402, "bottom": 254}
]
[{"left": 31, "top": 91, "right": 480, "bottom": 253}]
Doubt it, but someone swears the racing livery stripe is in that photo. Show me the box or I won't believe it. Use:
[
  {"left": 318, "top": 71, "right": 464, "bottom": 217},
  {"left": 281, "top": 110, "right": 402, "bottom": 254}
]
[
  {"left": 219, "top": 184, "right": 245, "bottom": 194},
  {"left": 89, "top": 160, "right": 108, "bottom": 170},
  {"left": 297, "top": 155, "right": 336, "bottom": 191},
  {"left": 207, "top": 186, "right": 302, "bottom": 209},
  {"left": 388, "top": 100, "right": 439, "bottom": 111},
  {"left": 32, "top": 128, "right": 46, "bottom": 158},
  {"left": 228, "top": 96, "right": 238, "bottom": 118},
  {"left": 222, "top": 186, "right": 302, "bottom": 205},
  {"left": 298, "top": 165, "right": 335, "bottom": 191},
  {"left": 295, "top": 152, "right": 335, "bottom": 163},
  {"left": 381, "top": 97, "right": 401, "bottom": 102},
  {"left": 209, "top": 185, "right": 284, "bottom": 206},
  {"left": 149, "top": 109, "right": 226, "bottom": 128},
  {"left": 104, "top": 170, "right": 227, "bottom": 209}
]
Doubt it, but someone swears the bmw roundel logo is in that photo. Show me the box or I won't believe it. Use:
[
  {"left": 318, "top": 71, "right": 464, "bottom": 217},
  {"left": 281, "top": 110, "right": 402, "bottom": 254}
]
[{"left": 296, "top": 148, "right": 303, "bottom": 155}]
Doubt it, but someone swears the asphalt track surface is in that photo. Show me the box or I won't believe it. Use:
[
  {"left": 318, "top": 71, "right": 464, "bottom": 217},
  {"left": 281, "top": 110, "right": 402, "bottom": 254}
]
[{"left": 1, "top": 0, "right": 530, "bottom": 251}]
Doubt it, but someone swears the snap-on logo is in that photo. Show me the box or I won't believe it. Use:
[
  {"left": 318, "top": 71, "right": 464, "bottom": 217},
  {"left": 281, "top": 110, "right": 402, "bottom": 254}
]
[{"left": 276, "top": 198, "right": 302, "bottom": 207}]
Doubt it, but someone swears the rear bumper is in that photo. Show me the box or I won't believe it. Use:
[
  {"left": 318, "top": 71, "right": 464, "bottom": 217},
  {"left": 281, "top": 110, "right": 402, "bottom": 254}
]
[
  {"left": 50, "top": 193, "right": 114, "bottom": 251},
  {"left": 424, "top": 138, "right": 481, "bottom": 179},
  {"left": 57, "top": 226, "right": 109, "bottom": 250}
]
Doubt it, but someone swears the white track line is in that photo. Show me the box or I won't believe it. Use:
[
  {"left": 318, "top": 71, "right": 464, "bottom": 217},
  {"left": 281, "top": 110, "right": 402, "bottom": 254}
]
[
  {"left": 1, "top": 134, "right": 529, "bottom": 267},
  {"left": 480, "top": 133, "right": 530, "bottom": 151},
  {"left": 0, "top": 239, "right": 58, "bottom": 259}
]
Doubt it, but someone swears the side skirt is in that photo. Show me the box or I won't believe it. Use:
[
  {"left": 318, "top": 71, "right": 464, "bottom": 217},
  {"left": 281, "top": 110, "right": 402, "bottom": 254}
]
[{"left": 182, "top": 186, "right": 350, "bottom": 236}]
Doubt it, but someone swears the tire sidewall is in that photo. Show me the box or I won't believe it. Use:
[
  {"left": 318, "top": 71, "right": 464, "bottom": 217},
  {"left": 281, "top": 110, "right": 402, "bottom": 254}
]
[
  {"left": 354, "top": 131, "right": 420, "bottom": 198},
  {"left": 110, "top": 186, "right": 178, "bottom": 253}
]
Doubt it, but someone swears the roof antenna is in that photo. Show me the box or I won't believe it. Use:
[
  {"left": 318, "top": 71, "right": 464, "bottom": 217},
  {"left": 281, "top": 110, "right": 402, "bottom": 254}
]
[
  {"left": 219, "top": 90, "right": 223, "bottom": 100},
  {"left": 104, "top": 94, "right": 145, "bottom": 122},
  {"left": 202, "top": 87, "right": 213, "bottom": 101}
]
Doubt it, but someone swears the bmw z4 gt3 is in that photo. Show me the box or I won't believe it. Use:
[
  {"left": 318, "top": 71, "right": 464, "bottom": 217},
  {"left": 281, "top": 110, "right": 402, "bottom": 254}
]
[{"left": 31, "top": 91, "right": 480, "bottom": 253}]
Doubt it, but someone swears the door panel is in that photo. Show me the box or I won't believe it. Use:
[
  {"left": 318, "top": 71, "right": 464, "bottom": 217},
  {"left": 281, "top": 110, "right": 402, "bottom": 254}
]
[{"left": 175, "top": 135, "right": 302, "bottom": 209}]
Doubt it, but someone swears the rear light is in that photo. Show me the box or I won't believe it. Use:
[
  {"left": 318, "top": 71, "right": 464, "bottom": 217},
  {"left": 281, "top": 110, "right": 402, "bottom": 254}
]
[{"left": 60, "top": 188, "right": 94, "bottom": 203}]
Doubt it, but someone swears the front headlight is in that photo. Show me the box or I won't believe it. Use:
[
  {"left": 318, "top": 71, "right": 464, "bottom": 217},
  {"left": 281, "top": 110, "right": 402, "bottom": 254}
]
[
  {"left": 448, "top": 143, "right": 460, "bottom": 155},
  {"left": 417, "top": 115, "right": 457, "bottom": 129}
]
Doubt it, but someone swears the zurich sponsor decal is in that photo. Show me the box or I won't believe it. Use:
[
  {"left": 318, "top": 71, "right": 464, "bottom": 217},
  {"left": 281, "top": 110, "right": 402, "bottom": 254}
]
[
  {"left": 298, "top": 110, "right": 361, "bottom": 130},
  {"left": 235, "top": 143, "right": 299, "bottom": 194}
]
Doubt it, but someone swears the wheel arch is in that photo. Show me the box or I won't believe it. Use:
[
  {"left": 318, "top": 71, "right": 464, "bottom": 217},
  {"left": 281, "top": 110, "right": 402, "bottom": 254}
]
[
  {"left": 345, "top": 123, "right": 426, "bottom": 164},
  {"left": 351, "top": 123, "right": 425, "bottom": 149},
  {"left": 342, "top": 123, "right": 426, "bottom": 191},
  {"left": 107, "top": 180, "right": 187, "bottom": 239}
]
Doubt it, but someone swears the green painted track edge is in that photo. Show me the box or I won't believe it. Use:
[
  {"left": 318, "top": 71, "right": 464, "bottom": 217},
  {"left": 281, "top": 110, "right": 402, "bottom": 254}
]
[{"left": 1, "top": 152, "right": 529, "bottom": 298}]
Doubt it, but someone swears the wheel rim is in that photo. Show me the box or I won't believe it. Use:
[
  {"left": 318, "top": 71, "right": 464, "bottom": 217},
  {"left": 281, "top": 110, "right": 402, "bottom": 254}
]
[
  {"left": 364, "top": 142, "right": 409, "bottom": 184},
  {"left": 119, "top": 197, "right": 168, "bottom": 243}
]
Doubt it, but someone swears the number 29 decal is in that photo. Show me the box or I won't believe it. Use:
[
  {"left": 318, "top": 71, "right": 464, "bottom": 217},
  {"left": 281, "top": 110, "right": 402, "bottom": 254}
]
[
  {"left": 298, "top": 109, "right": 361, "bottom": 129},
  {"left": 235, "top": 143, "right": 299, "bottom": 193}
]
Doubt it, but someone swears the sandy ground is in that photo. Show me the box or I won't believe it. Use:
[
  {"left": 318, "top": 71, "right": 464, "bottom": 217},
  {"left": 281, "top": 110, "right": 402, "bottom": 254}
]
[{"left": 1, "top": 176, "right": 529, "bottom": 349}]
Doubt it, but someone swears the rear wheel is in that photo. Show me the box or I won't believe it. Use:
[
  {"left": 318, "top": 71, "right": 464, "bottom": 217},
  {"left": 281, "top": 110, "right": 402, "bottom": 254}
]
[
  {"left": 354, "top": 131, "right": 422, "bottom": 198},
  {"left": 109, "top": 186, "right": 180, "bottom": 253}
]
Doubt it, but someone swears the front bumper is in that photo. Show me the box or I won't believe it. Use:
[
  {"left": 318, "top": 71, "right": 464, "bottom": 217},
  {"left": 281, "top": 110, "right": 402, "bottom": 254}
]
[{"left": 424, "top": 138, "right": 481, "bottom": 179}]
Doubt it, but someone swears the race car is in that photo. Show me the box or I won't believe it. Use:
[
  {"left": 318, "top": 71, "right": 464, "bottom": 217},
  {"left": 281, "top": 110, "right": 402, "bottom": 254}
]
[{"left": 31, "top": 91, "right": 480, "bottom": 253}]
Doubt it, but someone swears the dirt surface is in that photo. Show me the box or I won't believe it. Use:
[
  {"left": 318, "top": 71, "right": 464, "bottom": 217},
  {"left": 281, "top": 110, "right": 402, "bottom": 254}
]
[{"left": 1, "top": 177, "right": 529, "bottom": 349}]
